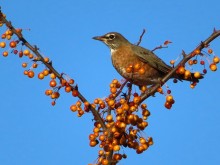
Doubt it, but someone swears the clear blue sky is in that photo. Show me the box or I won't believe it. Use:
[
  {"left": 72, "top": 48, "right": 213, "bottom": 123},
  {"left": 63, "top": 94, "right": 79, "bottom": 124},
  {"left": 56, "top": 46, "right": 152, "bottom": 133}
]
[{"left": 1, "top": 0, "right": 220, "bottom": 165}]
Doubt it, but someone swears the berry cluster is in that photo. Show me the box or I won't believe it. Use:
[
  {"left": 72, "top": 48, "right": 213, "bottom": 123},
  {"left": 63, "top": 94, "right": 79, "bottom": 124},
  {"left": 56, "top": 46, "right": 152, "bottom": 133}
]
[
  {"left": 0, "top": 14, "right": 77, "bottom": 107},
  {"left": 85, "top": 79, "right": 153, "bottom": 164}
]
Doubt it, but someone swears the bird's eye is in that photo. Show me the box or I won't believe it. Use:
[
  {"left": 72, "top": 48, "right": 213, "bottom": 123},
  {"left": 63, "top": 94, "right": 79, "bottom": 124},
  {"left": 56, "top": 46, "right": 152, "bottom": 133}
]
[{"left": 108, "top": 34, "right": 115, "bottom": 40}]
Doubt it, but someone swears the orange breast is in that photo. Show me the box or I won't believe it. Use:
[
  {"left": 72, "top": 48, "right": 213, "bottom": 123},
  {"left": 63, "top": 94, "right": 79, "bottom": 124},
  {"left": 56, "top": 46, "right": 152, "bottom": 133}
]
[{"left": 111, "top": 45, "right": 163, "bottom": 86}]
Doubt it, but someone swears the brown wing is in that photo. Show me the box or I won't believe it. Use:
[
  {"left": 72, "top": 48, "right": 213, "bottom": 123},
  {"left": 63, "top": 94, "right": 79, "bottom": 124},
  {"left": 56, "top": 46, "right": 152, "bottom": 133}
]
[{"left": 132, "top": 44, "right": 172, "bottom": 74}]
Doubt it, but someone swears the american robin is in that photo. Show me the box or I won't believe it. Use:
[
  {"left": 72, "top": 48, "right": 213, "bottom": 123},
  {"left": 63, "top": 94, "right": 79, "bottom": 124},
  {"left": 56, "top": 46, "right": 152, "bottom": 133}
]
[{"left": 93, "top": 32, "right": 201, "bottom": 86}]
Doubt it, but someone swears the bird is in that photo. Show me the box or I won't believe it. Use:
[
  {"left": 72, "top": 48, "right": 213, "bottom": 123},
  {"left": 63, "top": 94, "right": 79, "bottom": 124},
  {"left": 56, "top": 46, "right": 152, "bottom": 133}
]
[{"left": 93, "top": 32, "right": 202, "bottom": 86}]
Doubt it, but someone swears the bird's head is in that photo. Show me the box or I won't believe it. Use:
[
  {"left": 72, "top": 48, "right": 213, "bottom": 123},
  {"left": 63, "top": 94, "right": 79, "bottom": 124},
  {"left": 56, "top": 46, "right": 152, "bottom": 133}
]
[{"left": 93, "top": 32, "right": 130, "bottom": 50}]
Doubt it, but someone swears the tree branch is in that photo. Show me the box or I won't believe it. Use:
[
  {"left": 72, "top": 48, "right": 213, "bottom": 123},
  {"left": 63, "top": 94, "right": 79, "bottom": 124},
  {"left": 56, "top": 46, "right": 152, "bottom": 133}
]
[
  {"left": 0, "top": 11, "right": 107, "bottom": 130},
  {"left": 139, "top": 29, "right": 220, "bottom": 104}
]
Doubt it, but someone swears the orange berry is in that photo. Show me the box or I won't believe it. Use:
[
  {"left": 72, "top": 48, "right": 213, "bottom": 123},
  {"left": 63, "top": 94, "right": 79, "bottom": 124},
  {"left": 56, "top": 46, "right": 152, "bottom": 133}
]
[
  {"left": 134, "top": 63, "right": 141, "bottom": 71},
  {"left": 107, "top": 99, "right": 115, "bottom": 107},
  {"left": 6, "top": 35, "right": 11, "bottom": 40},
  {"left": 5, "top": 30, "right": 13, "bottom": 36},
  {"left": 69, "top": 79, "right": 74, "bottom": 84},
  {"left": 194, "top": 72, "right": 201, "bottom": 79},
  {"left": 9, "top": 41, "right": 17, "bottom": 48},
  {"left": 93, "top": 127, "right": 100, "bottom": 133},
  {"left": 141, "top": 103, "right": 147, "bottom": 109},
  {"left": 194, "top": 49, "right": 200, "bottom": 55},
  {"left": 76, "top": 100, "right": 82, "bottom": 107},
  {"left": 70, "top": 105, "right": 77, "bottom": 112},
  {"left": 138, "top": 67, "right": 145, "bottom": 75},
  {"left": 51, "top": 92, "right": 60, "bottom": 99},
  {"left": 210, "top": 63, "right": 217, "bottom": 71},
  {"left": 72, "top": 89, "right": 79, "bottom": 97},
  {"left": 89, "top": 140, "right": 98, "bottom": 147},
  {"left": 106, "top": 115, "right": 113, "bottom": 122},
  {"left": 101, "top": 159, "right": 108, "bottom": 165},
  {"left": 84, "top": 101, "right": 90, "bottom": 107},
  {"left": 2, "top": 51, "right": 8, "bottom": 57},
  {"left": 113, "top": 145, "right": 120, "bottom": 151},
  {"left": 213, "top": 56, "right": 219, "bottom": 64},
  {"left": 208, "top": 49, "right": 213, "bottom": 54},
  {"left": 28, "top": 70, "right": 35, "bottom": 78},
  {"left": 157, "top": 87, "right": 163, "bottom": 94},
  {"left": 188, "top": 60, "right": 194, "bottom": 65},
  {"left": 1, "top": 34, "right": 6, "bottom": 39},
  {"left": 18, "top": 51, "right": 23, "bottom": 58},
  {"left": 32, "top": 63, "right": 38, "bottom": 68},
  {"left": 50, "top": 73, "right": 56, "bottom": 79},
  {"left": 51, "top": 101, "right": 56, "bottom": 106},
  {"left": 98, "top": 150, "right": 104, "bottom": 156},
  {"left": 164, "top": 101, "right": 172, "bottom": 109},
  {"left": 116, "top": 107, "right": 123, "bottom": 115},
  {"left": 0, "top": 41, "right": 6, "bottom": 48},
  {"left": 45, "top": 89, "right": 53, "bottom": 96},
  {"left": 110, "top": 87, "right": 117, "bottom": 94},
  {"left": 140, "top": 85, "right": 147, "bottom": 92},
  {"left": 166, "top": 95, "right": 174, "bottom": 103},
  {"left": 184, "top": 70, "right": 191, "bottom": 78},
  {"left": 65, "top": 86, "right": 72, "bottom": 93},
  {"left": 89, "top": 134, "right": 97, "bottom": 141},
  {"left": 133, "top": 96, "right": 141, "bottom": 104},
  {"left": 16, "top": 28, "right": 22, "bottom": 34},
  {"left": 136, "top": 146, "right": 144, "bottom": 154},
  {"left": 122, "top": 103, "right": 129, "bottom": 111},
  {"left": 43, "top": 69, "right": 49, "bottom": 76},
  {"left": 119, "top": 98, "right": 126, "bottom": 104},
  {"left": 78, "top": 110, "right": 84, "bottom": 116},
  {"left": 28, "top": 53, "right": 34, "bottom": 59},
  {"left": 140, "top": 137, "right": 147, "bottom": 144},
  {"left": 119, "top": 122, "right": 126, "bottom": 129},
  {"left": 99, "top": 134, "right": 106, "bottom": 141},
  {"left": 44, "top": 57, "right": 49, "bottom": 63},
  {"left": 177, "top": 66, "right": 185, "bottom": 74},
  {"left": 112, "top": 79, "right": 119, "bottom": 84},
  {"left": 193, "top": 59, "right": 198, "bottom": 64},
  {"left": 24, "top": 70, "right": 28, "bottom": 75},
  {"left": 126, "top": 66, "right": 132, "bottom": 73},
  {"left": 170, "top": 60, "right": 175, "bottom": 65},
  {"left": 60, "top": 79, "right": 67, "bottom": 86},
  {"left": 23, "top": 49, "right": 30, "bottom": 56},
  {"left": 113, "top": 153, "right": 122, "bottom": 161},
  {"left": 38, "top": 73, "right": 44, "bottom": 80},
  {"left": 22, "top": 63, "right": 27, "bottom": 68},
  {"left": 49, "top": 79, "right": 57, "bottom": 87},
  {"left": 142, "top": 109, "right": 150, "bottom": 116},
  {"left": 190, "top": 83, "right": 196, "bottom": 89}
]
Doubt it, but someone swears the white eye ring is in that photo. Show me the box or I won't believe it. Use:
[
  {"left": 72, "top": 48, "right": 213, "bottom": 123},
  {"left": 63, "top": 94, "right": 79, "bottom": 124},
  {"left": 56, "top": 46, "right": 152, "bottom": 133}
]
[{"left": 108, "top": 34, "right": 115, "bottom": 39}]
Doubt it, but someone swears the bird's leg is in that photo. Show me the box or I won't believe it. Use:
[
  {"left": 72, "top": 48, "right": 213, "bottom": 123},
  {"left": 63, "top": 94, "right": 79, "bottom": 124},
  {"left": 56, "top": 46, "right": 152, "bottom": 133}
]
[{"left": 126, "top": 82, "right": 133, "bottom": 102}]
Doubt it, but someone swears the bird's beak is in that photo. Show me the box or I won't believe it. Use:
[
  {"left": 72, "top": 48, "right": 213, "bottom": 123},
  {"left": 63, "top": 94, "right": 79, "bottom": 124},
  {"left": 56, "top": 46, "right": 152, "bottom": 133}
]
[{"left": 92, "top": 35, "right": 105, "bottom": 41}]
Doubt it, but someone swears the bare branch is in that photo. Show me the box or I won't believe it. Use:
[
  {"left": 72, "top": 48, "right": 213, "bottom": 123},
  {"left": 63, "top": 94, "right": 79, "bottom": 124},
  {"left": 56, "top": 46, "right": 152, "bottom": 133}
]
[{"left": 136, "top": 29, "right": 146, "bottom": 46}]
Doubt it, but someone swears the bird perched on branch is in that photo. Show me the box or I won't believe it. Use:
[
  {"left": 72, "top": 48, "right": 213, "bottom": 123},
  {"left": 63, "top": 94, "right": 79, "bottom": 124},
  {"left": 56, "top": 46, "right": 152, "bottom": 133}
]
[{"left": 93, "top": 32, "right": 202, "bottom": 86}]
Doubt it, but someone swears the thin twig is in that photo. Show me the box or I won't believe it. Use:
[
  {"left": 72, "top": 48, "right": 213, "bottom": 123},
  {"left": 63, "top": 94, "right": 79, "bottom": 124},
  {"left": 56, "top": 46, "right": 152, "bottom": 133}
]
[
  {"left": 136, "top": 29, "right": 146, "bottom": 46},
  {"left": 151, "top": 45, "right": 168, "bottom": 52}
]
